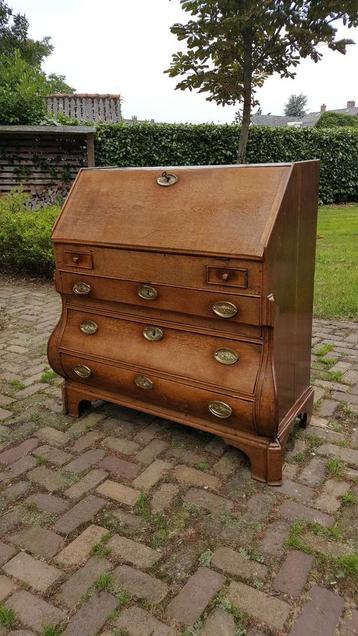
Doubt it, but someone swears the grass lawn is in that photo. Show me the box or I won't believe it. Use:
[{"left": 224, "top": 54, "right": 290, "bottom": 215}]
[{"left": 314, "top": 203, "right": 358, "bottom": 320}]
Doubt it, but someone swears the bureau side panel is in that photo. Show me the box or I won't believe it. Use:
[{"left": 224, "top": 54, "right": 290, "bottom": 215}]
[{"left": 263, "top": 161, "right": 319, "bottom": 422}]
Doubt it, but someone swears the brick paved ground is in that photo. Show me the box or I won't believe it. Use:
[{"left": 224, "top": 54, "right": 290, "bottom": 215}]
[{"left": 0, "top": 277, "right": 357, "bottom": 636}]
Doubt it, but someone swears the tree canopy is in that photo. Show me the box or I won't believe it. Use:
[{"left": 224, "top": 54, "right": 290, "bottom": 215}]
[
  {"left": 166, "top": 1, "right": 358, "bottom": 162},
  {"left": 284, "top": 93, "right": 308, "bottom": 117}
]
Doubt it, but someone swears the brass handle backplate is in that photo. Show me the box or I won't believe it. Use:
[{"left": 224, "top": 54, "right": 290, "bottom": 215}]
[
  {"left": 214, "top": 348, "right": 239, "bottom": 365},
  {"left": 143, "top": 326, "right": 163, "bottom": 341},
  {"left": 156, "top": 171, "right": 178, "bottom": 187},
  {"left": 138, "top": 284, "right": 158, "bottom": 300},
  {"left": 135, "top": 374, "right": 154, "bottom": 390},
  {"left": 208, "top": 400, "right": 233, "bottom": 419},
  {"left": 73, "top": 281, "right": 91, "bottom": 295},
  {"left": 80, "top": 320, "right": 98, "bottom": 335},
  {"left": 73, "top": 364, "right": 92, "bottom": 378},
  {"left": 211, "top": 301, "right": 238, "bottom": 319}
]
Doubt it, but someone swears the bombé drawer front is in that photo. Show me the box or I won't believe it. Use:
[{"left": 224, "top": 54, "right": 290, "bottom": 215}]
[
  {"left": 60, "top": 309, "right": 262, "bottom": 394},
  {"left": 60, "top": 353, "right": 254, "bottom": 434},
  {"left": 58, "top": 272, "right": 261, "bottom": 327},
  {"left": 55, "top": 245, "right": 262, "bottom": 296}
]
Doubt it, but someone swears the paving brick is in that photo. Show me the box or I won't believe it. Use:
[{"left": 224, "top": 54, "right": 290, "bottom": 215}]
[
  {"left": 64, "top": 449, "right": 106, "bottom": 474},
  {"left": 96, "top": 479, "right": 140, "bottom": 505},
  {"left": 9, "top": 525, "right": 64, "bottom": 559},
  {"left": 0, "top": 575, "right": 17, "bottom": 601},
  {"left": 0, "top": 506, "right": 25, "bottom": 533},
  {"left": 133, "top": 459, "right": 172, "bottom": 491},
  {"left": 151, "top": 483, "right": 179, "bottom": 513},
  {"left": 65, "top": 468, "right": 108, "bottom": 499},
  {"left": 35, "top": 426, "right": 70, "bottom": 447},
  {"left": 0, "top": 455, "right": 36, "bottom": 482},
  {"left": 55, "top": 524, "right": 109, "bottom": 566},
  {"left": 183, "top": 487, "right": 233, "bottom": 514},
  {"left": 6, "top": 590, "right": 66, "bottom": 632},
  {"left": 315, "top": 479, "right": 350, "bottom": 513},
  {"left": 32, "top": 444, "right": 72, "bottom": 466},
  {"left": 112, "top": 564, "right": 168, "bottom": 603},
  {"left": 205, "top": 437, "right": 227, "bottom": 456},
  {"left": 108, "top": 534, "right": 161, "bottom": 568},
  {"left": 1, "top": 480, "right": 30, "bottom": 501},
  {"left": 57, "top": 556, "right": 112, "bottom": 608},
  {"left": 278, "top": 501, "right": 333, "bottom": 527},
  {"left": 277, "top": 479, "right": 315, "bottom": 503},
  {"left": 7, "top": 631, "right": 35, "bottom": 636},
  {"left": 98, "top": 454, "right": 139, "bottom": 479},
  {"left": 135, "top": 439, "right": 169, "bottom": 465},
  {"left": 212, "top": 546, "right": 267, "bottom": 581},
  {"left": 317, "top": 400, "right": 339, "bottom": 417},
  {"left": 71, "top": 430, "right": 104, "bottom": 452},
  {"left": 316, "top": 443, "right": 358, "bottom": 468},
  {"left": 3, "top": 552, "right": 62, "bottom": 592},
  {"left": 102, "top": 435, "right": 140, "bottom": 455},
  {"left": 0, "top": 541, "right": 16, "bottom": 565},
  {"left": 114, "top": 606, "right": 176, "bottom": 636},
  {"left": 201, "top": 608, "right": 236, "bottom": 636},
  {"left": 0, "top": 438, "right": 38, "bottom": 465},
  {"left": 166, "top": 567, "right": 224, "bottom": 625},
  {"left": 302, "top": 532, "right": 351, "bottom": 557},
  {"left": 53, "top": 494, "right": 106, "bottom": 534},
  {"left": 213, "top": 449, "right": 241, "bottom": 477},
  {"left": 28, "top": 465, "right": 67, "bottom": 492},
  {"left": 62, "top": 591, "right": 117, "bottom": 636},
  {"left": 134, "top": 420, "right": 163, "bottom": 444},
  {"left": 299, "top": 457, "right": 326, "bottom": 486},
  {"left": 110, "top": 509, "right": 147, "bottom": 536},
  {"left": 340, "top": 609, "right": 358, "bottom": 636},
  {"left": 173, "top": 464, "right": 221, "bottom": 490},
  {"left": 0, "top": 407, "right": 12, "bottom": 420},
  {"left": 309, "top": 426, "right": 346, "bottom": 444},
  {"left": 26, "top": 493, "right": 69, "bottom": 514},
  {"left": 289, "top": 585, "right": 344, "bottom": 636},
  {"left": 273, "top": 551, "right": 313, "bottom": 597},
  {"left": 227, "top": 580, "right": 290, "bottom": 631}
]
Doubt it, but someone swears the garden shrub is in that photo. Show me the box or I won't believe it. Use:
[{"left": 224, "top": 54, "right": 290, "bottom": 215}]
[
  {"left": 0, "top": 189, "right": 59, "bottom": 275},
  {"left": 316, "top": 111, "right": 358, "bottom": 129},
  {"left": 95, "top": 123, "right": 358, "bottom": 204}
]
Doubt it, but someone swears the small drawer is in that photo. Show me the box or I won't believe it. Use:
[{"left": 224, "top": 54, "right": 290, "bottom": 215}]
[
  {"left": 60, "top": 352, "right": 255, "bottom": 434},
  {"left": 207, "top": 267, "right": 248, "bottom": 288},
  {"left": 63, "top": 251, "right": 93, "bottom": 269}
]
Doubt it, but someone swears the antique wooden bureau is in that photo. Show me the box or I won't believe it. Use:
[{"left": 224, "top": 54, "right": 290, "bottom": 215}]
[{"left": 48, "top": 161, "right": 319, "bottom": 484}]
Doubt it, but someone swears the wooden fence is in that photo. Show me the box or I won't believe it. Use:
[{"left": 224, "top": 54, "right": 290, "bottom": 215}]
[
  {"left": 46, "top": 93, "right": 122, "bottom": 123},
  {"left": 0, "top": 125, "right": 95, "bottom": 195}
]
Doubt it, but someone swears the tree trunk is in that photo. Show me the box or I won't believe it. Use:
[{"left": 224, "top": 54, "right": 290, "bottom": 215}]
[{"left": 237, "top": 35, "right": 253, "bottom": 164}]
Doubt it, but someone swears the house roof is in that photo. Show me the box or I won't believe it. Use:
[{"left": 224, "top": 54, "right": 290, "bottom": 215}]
[
  {"left": 252, "top": 104, "right": 358, "bottom": 128},
  {"left": 251, "top": 114, "right": 302, "bottom": 127}
]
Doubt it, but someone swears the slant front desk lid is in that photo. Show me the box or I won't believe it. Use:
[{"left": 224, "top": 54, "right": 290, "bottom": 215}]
[{"left": 52, "top": 163, "right": 297, "bottom": 258}]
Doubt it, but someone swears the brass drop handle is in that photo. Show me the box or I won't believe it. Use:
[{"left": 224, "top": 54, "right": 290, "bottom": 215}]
[
  {"left": 208, "top": 401, "right": 233, "bottom": 419},
  {"left": 135, "top": 375, "right": 154, "bottom": 390},
  {"left": 143, "top": 326, "right": 163, "bottom": 341},
  {"left": 73, "top": 281, "right": 91, "bottom": 295},
  {"left": 73, "top": 364, "right": 92, "bottom": 378},
  {"left": 80, "top": 320, "right": 98, "bottom": 335},
  {"left": 138, "top": 284, "right": 158, "bottom": 300},
  {"left": 211, "top": 301, "right": 238, "bottom": 318},
  {"left": 156, "top": 171, "right": 178, "bottom": 187}
]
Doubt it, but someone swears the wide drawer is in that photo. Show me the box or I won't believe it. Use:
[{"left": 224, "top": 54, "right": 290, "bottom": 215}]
[
  {"left": 60, "top": 309, "right": 262, "bottom": 394},
  {"left": 55, "top": 245, "right": 262, "bottom": 296},
  {"left": 60, "top": 353, "right": 255, "bottom": 434},
  {"left": 58, "top": 272, "right": 261, "bottom": 326}
]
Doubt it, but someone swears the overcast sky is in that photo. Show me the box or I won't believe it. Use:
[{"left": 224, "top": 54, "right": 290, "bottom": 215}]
[{"left": 9, "top": 0, "right": 358, "bottom": 123}]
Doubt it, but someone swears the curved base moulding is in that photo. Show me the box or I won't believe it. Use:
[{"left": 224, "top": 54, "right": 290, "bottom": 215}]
[{"left": 61, "top": 381, "right": 314, "bottom": 486}]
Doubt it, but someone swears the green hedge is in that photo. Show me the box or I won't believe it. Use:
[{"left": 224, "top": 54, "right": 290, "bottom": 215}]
[
  {"left": 95, "top": 123, "right": 358, "bottom": 204},
  {"left": 0, "top": 190, "right": 59, "bottom": 275}
]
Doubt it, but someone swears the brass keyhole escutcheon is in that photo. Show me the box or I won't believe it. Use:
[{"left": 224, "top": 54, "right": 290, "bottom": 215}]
[
  {"left": 80, "top": 320, "right": 98, "bottom": 335},
  {"left": 135, "top": 375, "right": 154, "bottom": 390},
  {"left": 208, "top": 400, "right": 233, "bottom": 419},
  {"left": 221, "top": 272, "right": 230, "bottom": 281},
  {"left": 73, "top": 364, "right": 92, "bottom": 378},
  {"left": 138, "top": 284, "right": 158, "bottom": 300},
  {"left": 143, "top": 326, "right": 163, "bottom": 341},
  {"left": 156, "top": 171, "right": 178, "bottom": 187},
  {"left": 73, "top": 281, "right": 91, "bottom": 295},
  {"left": 211, "top": 301, "right": 238, "bottom": 319},
  {"left": 214, "top": 348, "right": 239, "bottom": 365}
]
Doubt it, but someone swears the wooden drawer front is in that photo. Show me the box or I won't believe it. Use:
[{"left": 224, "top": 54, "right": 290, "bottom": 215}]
[
  {"left": 56, "top": 245, "right": 262, "bottom": 296},
  {"left": 61, "top": 310, "right": 262, "bottom": 394},
  {"left": 63, "top": 250, "right": 93, "bottom": 269},
  {"left": 60, "top": 353, "right": 254, "bottom": 433},
  {"left": 59, "top": 273, "right": 261, "bottom": 326}
]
